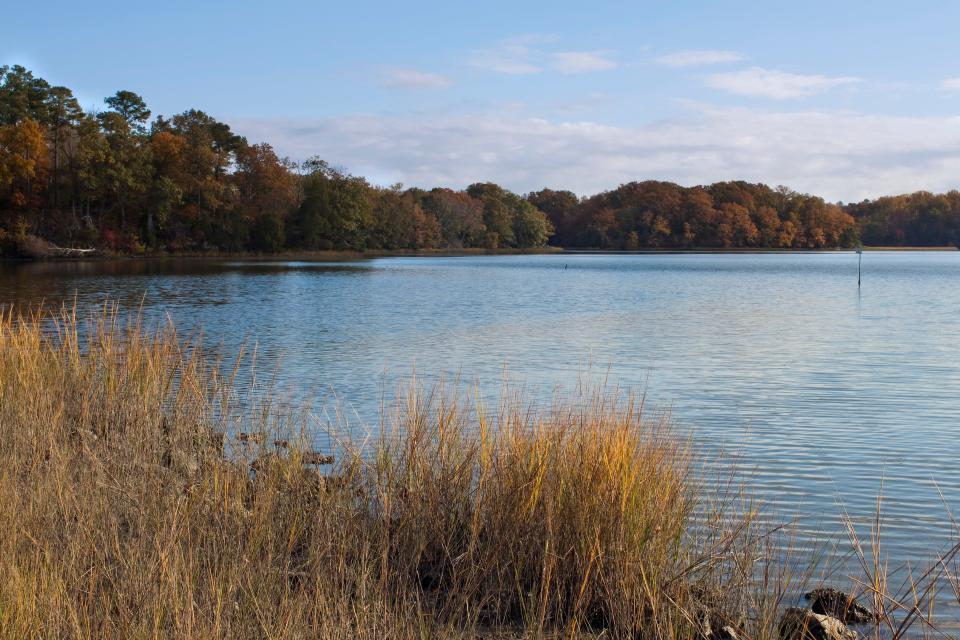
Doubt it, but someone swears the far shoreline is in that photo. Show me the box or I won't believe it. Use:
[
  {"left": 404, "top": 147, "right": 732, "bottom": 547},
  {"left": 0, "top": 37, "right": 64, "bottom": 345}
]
[{"left": 1, "top": 244, "right": 957, "bottom": 264}]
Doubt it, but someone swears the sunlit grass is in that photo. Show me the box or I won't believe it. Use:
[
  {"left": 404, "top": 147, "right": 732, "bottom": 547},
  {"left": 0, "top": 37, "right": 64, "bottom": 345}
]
[{"left": 0, "top": 305, "right": 955, "bottom": 639}]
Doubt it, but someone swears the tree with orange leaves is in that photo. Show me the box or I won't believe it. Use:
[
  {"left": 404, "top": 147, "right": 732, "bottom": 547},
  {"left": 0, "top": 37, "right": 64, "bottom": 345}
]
[{"left": 0, "top": 118, "right": 48, "bottom": 216}]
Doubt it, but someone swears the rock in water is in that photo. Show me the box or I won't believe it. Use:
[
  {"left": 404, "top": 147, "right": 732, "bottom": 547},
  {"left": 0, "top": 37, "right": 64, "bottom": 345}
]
[
  {"left": 805, "top": 588, "right": 874, "bottom": 624},
  {"left": 779, "top": 607, "right": 860, "bottom": 640}
]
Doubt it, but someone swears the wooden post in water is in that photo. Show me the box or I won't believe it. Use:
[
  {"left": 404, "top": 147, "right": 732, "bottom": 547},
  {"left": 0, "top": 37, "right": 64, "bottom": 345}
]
[{"left": 856, "top": 245, "right": 862, "bottom": 287}]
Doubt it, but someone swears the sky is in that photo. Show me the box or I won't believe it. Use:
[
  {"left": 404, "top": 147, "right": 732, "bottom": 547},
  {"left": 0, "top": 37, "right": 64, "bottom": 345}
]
[{"left": 4, "top": 0, "right": 960, "bottom": 202}]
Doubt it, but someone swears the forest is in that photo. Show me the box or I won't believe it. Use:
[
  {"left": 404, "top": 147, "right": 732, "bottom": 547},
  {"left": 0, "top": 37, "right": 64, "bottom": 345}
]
[{"left": 1, "top": 64, "right": 958, "bottom": 257}]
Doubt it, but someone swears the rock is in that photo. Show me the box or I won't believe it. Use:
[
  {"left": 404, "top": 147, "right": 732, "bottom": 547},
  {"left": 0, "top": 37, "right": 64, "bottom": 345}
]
[
  {"left": 695, "top": 603, "right": 741, "bottom": 640},
  {"left": 302, "top": 451, "right": 334, "bottom": 465},
  {"left": 250, "top": 452, "right": 282, "bottom": 476},
  {"left": 805, "top": 588, "right": 874, "bottom": 624},
  {"left": 779, "top": 607, "right": 860, "bottom": 640},
  {"left": 688, "top": 582, "right": 744, "bottom": 640},
  {"left": 714, "top": 625, "right": 739, "bottom": 640},
  {"left": 238, "top": 432, "right": 265, "bottom": 445}
]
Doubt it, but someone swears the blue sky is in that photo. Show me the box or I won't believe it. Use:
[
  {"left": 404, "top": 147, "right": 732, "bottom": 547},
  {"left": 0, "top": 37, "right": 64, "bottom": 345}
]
[{"left": 4, "top": 0, "right": 960, "bottom": 200}]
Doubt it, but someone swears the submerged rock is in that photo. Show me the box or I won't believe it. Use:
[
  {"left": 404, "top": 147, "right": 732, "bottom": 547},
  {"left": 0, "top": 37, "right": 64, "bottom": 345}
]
[
  {"left": 779, "top": 607, "right": 860, "bottom": 640},
  {"left": 805, "top": 588, "right": 874, "bottom": 624}
]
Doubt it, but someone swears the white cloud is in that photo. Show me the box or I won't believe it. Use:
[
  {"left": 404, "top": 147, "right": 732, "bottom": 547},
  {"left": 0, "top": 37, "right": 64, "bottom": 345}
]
[
  {"left": 551, "top": 51, "right": 617, "bottom": 74},
  {"left": 380, "top": 69, "right": 451, "bottom": 90},
  {"left": 233, "top": 106, "right": 960, "bottom": 203},
  {"left": 942, "top": 78, "right": 960, "bottom": 90},
  {"left": 654, "top": 49, "right": 746, "bottom": 67},
  {"left": 706, "top": 67, "right": 862, "bottom": 99}
]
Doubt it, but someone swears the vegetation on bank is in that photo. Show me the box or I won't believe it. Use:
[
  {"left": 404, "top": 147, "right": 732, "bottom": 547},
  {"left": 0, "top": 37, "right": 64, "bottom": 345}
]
[
  {"left": 3, "top": 65, "right": 959, "bottom": 258},
  {"left": 1, "top": 305, "right": 959, "bottom": 638}
]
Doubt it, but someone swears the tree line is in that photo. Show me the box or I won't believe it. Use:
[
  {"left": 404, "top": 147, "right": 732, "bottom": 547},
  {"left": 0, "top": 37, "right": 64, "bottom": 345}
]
[{"left": 1, "top": 65, "right": 958, "bottom": 256}]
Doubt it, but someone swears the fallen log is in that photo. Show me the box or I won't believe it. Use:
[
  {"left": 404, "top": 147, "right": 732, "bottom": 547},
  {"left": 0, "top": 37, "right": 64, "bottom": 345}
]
[{"left": 49, "top": 244, "right": 97, "bottom": 258}]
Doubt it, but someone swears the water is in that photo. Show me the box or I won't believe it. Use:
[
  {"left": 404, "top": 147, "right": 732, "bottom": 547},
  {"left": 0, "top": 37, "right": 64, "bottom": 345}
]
[{"left": 3, "top": 251, "right": 959, "bottom": 605}]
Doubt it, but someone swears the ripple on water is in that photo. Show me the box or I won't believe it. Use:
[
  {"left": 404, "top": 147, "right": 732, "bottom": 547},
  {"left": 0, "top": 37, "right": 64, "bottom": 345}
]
[{"left": 2, "top": 251, "right": 959, "bottom": 619}]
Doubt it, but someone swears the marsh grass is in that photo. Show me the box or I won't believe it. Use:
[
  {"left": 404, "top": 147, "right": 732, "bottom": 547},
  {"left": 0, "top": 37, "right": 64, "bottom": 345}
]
[
  {"left": 837, "top": 490, "right": 960, "bottom": 640},
  {"left": 0, "top": 305, "right": 955, "bottom": 639}
]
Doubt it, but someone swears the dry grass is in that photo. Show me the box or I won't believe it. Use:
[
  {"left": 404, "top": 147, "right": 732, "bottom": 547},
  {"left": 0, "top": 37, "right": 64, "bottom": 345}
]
[{"left": 0, "top": 305, "right": 954, "bottom": 639}]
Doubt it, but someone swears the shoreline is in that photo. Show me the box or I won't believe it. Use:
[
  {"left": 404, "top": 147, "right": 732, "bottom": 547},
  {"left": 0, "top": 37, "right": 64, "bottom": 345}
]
[{"left": 2, "top": 244, "right": 957, "bottom": 264}]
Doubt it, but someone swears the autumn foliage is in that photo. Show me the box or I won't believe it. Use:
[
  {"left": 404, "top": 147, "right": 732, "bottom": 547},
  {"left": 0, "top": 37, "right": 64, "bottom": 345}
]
[
  {"left": 531, "top": 181, "right": 861, "bottom": 250},
  {"left": 2, "top": 64, "right": 958, "bottom": 256}
]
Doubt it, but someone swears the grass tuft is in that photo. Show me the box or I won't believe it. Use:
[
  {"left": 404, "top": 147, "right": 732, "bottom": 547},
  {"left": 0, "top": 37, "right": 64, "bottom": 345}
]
[{"left": 0, "top": 305, "right": 955, "bottom": 639}]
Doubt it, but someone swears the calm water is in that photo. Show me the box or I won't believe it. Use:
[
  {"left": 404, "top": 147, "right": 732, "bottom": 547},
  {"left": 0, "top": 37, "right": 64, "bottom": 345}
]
[{"left": 3, "top": 252, "right": 959, "bottom": 599}]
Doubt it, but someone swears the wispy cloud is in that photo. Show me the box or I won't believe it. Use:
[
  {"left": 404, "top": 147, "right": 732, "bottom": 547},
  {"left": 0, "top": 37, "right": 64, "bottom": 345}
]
[
  {"left": 380, "top": 69, "right": 452, "bottom": 90},
  {"left": 706, "top": 67, "right": 862, "bottom": 99},
  {"left": 942, "top": 78, "right": 960, "bottom": 91},
  {"left": 551, "top": 51, "right": 616, "bottom": 74},
  {"left": 654, "top": 49, "right": 746, "bottom": 67},
  {"left": 234, "top": 106, "right": 960, "bottom": 202},
  {"left": 469, "top": 37, "right": 616, "bottom": 75},
  {"left": 468, "top": 38, "right": 542, "bottom": 74}
]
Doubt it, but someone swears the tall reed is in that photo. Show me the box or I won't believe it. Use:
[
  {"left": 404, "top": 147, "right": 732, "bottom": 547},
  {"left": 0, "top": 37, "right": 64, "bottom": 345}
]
[{"left": 0, "top": 305, "right": 953, "bottom": 639}]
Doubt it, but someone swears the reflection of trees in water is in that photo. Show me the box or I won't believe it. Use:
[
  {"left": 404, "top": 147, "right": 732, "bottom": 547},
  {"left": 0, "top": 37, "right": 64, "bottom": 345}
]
[{"left": 0, "top": 259, "right": 376, "bottom": 312}]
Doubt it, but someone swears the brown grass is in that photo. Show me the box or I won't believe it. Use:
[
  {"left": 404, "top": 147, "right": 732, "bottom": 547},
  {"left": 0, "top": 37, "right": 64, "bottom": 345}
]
[{"left": 0, "top": 305, "right": 955, "bottom": 639}]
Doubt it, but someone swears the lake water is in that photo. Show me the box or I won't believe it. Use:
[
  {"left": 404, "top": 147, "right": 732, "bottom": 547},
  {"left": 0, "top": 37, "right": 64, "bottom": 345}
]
[{"left": 3, "top": 251, "right": 959, "bottom": 606}]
